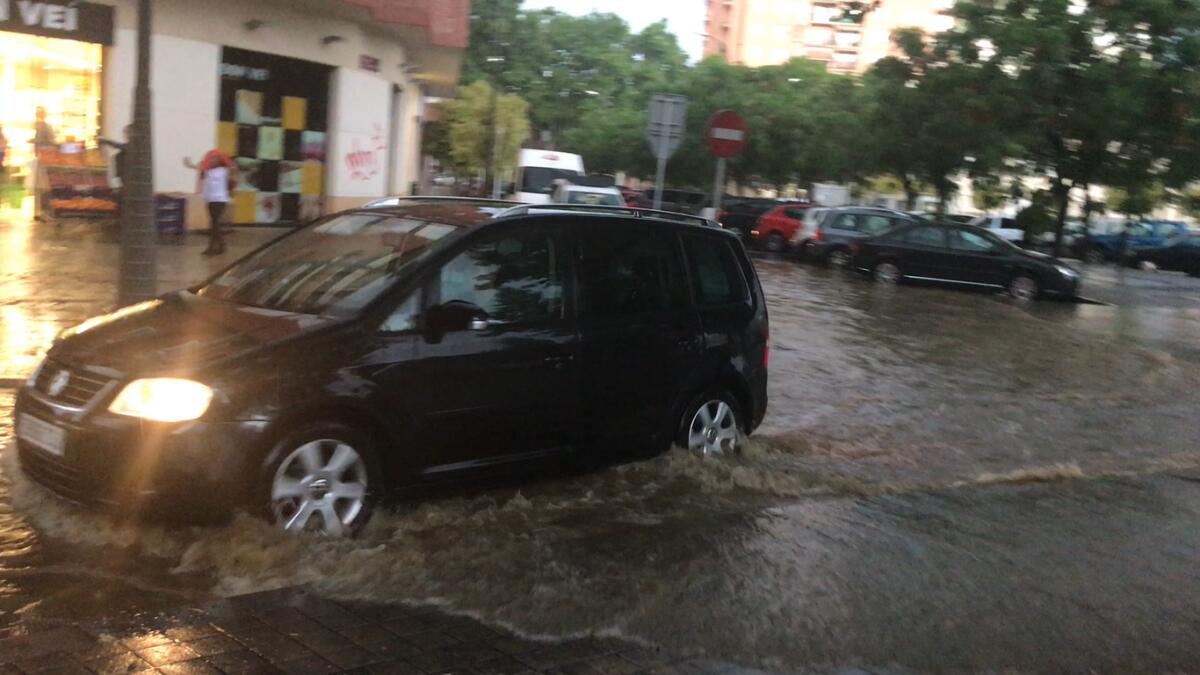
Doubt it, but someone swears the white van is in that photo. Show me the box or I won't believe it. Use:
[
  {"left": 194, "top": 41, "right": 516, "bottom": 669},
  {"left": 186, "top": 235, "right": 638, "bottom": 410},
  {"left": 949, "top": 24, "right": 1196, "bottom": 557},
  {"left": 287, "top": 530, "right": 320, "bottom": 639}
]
[
  {"left": 510, "top": 150, "right": 584, "bottom": 204},
  {"left": 550, "top": 178, "right": 623, "bottom": 207}
]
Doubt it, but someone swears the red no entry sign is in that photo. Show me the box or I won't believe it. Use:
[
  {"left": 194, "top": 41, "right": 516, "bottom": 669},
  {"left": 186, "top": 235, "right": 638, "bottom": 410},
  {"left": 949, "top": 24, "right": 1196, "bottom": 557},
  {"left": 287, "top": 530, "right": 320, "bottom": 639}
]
[{"left": 705, "top": 110, "right": 747, "bottom": 158}]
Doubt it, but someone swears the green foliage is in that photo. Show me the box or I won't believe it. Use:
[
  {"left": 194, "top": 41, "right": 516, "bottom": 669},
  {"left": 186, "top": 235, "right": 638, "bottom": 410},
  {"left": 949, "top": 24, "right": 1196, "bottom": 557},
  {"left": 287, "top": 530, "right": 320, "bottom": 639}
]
[
  {"left": 1015, "top": 202, "right": 1056, "bottom": 237},
  {"left": 442, "top": 80, "right": 531, "bottom": 176},
  {"left": 1107, "top": 183, "right": 1166, "bottom": 217}
]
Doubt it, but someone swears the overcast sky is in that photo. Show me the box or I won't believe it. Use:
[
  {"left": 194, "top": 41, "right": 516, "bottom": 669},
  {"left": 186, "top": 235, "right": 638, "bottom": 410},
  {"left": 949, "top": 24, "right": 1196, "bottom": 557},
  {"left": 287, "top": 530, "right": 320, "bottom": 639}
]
[{"left": 522, "top": 0, "right": 707, "bottom": 62}]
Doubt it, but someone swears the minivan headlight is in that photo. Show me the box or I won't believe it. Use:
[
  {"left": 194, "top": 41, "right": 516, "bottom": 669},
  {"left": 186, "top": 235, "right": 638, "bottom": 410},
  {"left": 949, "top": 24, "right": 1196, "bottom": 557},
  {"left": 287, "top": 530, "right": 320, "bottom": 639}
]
[{"left": 109, "top": 378, "right": 213, "bottom": 422}]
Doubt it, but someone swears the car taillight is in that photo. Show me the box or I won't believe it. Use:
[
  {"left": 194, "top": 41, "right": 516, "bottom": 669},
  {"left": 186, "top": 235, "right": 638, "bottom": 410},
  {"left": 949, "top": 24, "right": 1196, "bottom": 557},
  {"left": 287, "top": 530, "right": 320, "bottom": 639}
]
[{"left": 813, "top": 228, "right": 824, "bottom": 242}]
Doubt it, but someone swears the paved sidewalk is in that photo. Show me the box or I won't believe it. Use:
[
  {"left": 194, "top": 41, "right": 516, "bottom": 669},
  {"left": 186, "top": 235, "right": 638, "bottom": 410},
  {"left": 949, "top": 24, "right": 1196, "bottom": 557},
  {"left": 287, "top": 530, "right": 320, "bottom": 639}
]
[{"left": 0, "top": 586, "right": 767, "bottom": 675}]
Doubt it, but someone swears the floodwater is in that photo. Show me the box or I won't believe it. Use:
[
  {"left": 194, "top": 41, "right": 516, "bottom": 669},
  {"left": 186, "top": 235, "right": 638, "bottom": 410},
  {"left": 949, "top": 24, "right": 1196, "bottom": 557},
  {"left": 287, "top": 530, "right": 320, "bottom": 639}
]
[{"left": 4, "top": 222, "right": 1200, "bottom": 672}]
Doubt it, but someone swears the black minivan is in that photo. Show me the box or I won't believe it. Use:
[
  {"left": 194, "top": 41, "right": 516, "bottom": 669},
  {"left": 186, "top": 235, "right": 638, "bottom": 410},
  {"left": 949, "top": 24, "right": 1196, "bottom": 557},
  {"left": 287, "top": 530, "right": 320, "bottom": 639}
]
[{"left": 14, "top": 199, "right": 769, "bottom": 535}]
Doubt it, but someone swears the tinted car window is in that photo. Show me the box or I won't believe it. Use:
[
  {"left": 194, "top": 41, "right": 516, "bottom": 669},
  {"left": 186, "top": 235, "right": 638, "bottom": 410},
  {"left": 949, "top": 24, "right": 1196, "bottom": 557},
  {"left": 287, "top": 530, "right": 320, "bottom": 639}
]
[
  {"left": 1127, "top": 223, "right": 1151, "bottom": 237},
  {"left": 830, "top": 213, "right": 859, "bottom": 230},
  {"left": 582, "top": 227, "right": 683, "bottom": 318},
  {"left": 949, "top": 229, "right": 997, "bottom": 252},
  {"left": 566, "top": 191, "right": 622, "bottom": 206},
  {"left": 435, "top": 229, "right": 564, "bottom": 326},
  {"left": 904, "top": 226, "right": 947, "bottom": 247},
  {"left": 199, "top": 212, "right": 462, "bottom": 317},
  {"left": 783, "top": 208, "right": 807, "bottom": 219},
  {"left": 861, "top": 215, "right": 894, "bottom": 235},
  {"left": 684, "top": 235, "right": 748, "bottom": 306}
]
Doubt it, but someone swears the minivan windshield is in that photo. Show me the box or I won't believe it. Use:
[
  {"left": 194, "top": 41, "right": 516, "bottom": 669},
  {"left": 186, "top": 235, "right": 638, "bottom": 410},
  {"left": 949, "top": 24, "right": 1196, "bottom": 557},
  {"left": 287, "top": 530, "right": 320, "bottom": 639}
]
[
  {"left": 520, "top": 167, "right": 582, "bottom": 195},
  {"left": 198, "top": 212, "right": 466, "bottom": 316}
]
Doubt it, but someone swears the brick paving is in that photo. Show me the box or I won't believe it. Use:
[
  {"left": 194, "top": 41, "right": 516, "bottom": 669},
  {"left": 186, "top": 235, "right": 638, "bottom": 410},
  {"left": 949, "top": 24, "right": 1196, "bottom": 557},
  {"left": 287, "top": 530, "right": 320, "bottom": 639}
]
[{"left": 0, "top": 587, "right": 770, "bottom": 675}]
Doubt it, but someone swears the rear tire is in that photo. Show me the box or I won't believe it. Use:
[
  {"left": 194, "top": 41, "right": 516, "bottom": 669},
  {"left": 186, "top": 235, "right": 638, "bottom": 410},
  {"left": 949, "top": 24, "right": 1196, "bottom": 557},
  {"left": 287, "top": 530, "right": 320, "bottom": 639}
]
[
  {"left": 873, "top": 261, "right": 902, "bottom": 284},
  {"left": 765, "top": 231, "right": 787, "bottom": 253},
  {"left": 827, "top": 247, "right": 852, "bottom": 268},
  {"left": 677, "top": 388, "right": 742, "bottom": 456}
]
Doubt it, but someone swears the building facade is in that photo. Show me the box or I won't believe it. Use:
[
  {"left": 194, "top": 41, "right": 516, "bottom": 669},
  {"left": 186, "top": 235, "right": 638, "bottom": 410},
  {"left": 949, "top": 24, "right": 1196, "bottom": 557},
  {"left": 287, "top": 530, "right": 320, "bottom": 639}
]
[
  {"left": 1, "top": 0, "right": 468, "bottom": 226},
  {"left": 703, "top": 0, "right": 954, "bottom": 72}
]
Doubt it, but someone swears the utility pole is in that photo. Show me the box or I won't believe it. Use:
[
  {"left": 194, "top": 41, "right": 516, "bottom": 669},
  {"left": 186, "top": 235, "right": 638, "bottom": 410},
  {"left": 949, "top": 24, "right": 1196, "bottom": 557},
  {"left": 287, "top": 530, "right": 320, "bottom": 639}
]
[
  {"left": 118, "top": 0, "right": 156, "bottom": 306},
  {"left": 484, "top": 56, "right": 505, "bottom": 199}
]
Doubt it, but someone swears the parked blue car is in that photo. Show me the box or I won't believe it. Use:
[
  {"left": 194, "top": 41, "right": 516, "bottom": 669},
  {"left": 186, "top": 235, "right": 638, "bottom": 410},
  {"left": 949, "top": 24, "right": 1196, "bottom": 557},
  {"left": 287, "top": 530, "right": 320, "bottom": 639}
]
[{"left": 1076, "top": 220, "right": 1192, "bottom": 263}]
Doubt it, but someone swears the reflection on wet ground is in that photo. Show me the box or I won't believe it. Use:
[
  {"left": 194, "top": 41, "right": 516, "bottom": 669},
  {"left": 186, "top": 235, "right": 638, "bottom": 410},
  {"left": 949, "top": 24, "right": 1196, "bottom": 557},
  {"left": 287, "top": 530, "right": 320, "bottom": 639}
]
[{"left": 3, "top": 217, "right": 1200, "bottom": 672}]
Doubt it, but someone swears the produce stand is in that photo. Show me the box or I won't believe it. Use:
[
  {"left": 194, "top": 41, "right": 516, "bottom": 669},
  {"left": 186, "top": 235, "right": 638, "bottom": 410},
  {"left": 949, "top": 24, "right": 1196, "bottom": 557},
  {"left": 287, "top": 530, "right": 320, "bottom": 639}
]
[{"left": 36, "top": 147, "right": 118, "bottom": 222}]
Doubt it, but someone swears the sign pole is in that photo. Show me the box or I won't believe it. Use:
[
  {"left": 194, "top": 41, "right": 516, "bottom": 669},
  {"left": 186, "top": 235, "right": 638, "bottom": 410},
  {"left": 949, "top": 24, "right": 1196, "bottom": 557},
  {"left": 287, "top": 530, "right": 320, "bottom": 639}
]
[
  {"left": 653, "top": 154, "right": 667, "bottom": 211},
  {"left": 712, "top": 158, "right": 726, "bottom": 215}
]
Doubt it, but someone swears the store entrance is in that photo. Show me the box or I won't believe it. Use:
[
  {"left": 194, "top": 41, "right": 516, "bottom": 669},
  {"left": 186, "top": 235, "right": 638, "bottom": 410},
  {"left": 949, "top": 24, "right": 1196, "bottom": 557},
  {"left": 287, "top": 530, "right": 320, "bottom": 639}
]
[{"left": 0, "top": 31, "right": 103, "bottom": 212}]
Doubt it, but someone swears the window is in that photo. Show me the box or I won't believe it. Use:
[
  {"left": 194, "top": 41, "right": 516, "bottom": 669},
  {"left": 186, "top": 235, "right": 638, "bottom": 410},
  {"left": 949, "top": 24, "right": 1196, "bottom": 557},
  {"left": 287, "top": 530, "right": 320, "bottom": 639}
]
[
  {"left": 684, "top": 236, "right": 748, "bottom": 306},
  {"left": 831, "top": 213, "right": 861, "bottom": 230},
  {"left": 520, "top": 167, "right": 582, "bottom": 195},
  {"left": 581, "top": 227, "right": 683, "bottom": 319},
  {"left": 1000, "top": 218, "right": 1021, "bottom": 230},
  {"left": 1126, "top": 223, "right": 1151, "bottom": 237},
  {"left": 860, "top": 215, "right": 895, "bottom": 235},
  {"left": 199, "top": 213, "right": 464, "bottom": 317},
  {"left": 435, "top": 230, "right": 564, "bottom": 326},
  {"left": 380, "top": 294, "right": 419, "bottom": 333},
  {"left": 566, "top": 190, "right": 622, "bottom": 206},
  {"left": 949, "top": 229, "right": 997, "bottom": 253},
  {"left": 783, "top": 208, "right": 808, "bottom": 220},
  {"left": 904, "top": 226, "right": 947, "bottom": 248}
]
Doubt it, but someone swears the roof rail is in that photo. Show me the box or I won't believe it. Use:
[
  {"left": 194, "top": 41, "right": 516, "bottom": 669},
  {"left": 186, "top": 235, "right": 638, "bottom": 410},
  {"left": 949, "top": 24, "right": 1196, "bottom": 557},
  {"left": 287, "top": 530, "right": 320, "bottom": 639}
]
[
  {"left": 494, "top": 203, "right": 722, "bottom": 229},
  {"left": 361, "top": 195, "right": 521, "bottom": 208}
]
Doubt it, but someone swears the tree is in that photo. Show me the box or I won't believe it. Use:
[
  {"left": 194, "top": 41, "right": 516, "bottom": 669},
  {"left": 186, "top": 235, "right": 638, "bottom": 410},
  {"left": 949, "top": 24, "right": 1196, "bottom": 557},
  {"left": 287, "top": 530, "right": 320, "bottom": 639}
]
[
  {"left": 442, "top": 81, "right": 531, "bottom": 179},
  {"left": 945, "top": 0, "right": 1200, "bottom": 254}
]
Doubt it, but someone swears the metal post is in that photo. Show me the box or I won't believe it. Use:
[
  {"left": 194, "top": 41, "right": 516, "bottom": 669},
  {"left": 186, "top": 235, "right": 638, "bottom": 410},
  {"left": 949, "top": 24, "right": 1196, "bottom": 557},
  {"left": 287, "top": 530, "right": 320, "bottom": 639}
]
[
  {"left": 653, "top": 133, "right": 667, "bottom": 211},
  {"left": 487, "top": 83, "right": 500, "bottom": 199},
  {"left": 118, "top": 0, "right": 156, "bottom": 306},
  {"left": 712, "top": 158, "right": 726, "bottom": 215}
]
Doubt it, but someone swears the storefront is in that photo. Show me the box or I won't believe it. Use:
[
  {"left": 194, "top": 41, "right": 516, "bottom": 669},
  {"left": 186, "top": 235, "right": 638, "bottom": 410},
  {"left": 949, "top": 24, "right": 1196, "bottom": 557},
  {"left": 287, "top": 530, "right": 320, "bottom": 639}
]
[
  {"left": 1, "top": 0, "right": 468, "bottom": 226},
  {"left": 1, "top": 0, "right": 115, "bottom": 214}
]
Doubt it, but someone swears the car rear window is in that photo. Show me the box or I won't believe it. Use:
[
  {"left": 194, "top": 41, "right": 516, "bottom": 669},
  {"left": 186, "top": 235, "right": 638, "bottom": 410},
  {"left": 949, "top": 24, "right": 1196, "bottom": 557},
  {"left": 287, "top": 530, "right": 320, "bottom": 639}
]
[{"left": 683, "top": 235, "right": 748, "bottom": 306}]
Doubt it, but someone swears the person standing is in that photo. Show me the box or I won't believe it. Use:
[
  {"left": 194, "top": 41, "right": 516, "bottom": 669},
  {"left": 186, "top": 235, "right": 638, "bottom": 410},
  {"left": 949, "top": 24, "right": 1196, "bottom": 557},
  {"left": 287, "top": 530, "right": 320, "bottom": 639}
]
[
  {"left": 32, "top": 107, "right": 56, "bottom": 150},
  {"left": 185, "top": 150, "right": 236, "bottom": 256}
]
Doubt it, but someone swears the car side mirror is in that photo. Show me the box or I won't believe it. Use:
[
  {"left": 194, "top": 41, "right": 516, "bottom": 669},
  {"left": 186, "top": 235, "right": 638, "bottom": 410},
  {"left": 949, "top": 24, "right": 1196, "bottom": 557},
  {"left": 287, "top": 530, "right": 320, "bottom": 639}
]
[{"left": 425, "top": 300, "right": 489, "bottom": 339}]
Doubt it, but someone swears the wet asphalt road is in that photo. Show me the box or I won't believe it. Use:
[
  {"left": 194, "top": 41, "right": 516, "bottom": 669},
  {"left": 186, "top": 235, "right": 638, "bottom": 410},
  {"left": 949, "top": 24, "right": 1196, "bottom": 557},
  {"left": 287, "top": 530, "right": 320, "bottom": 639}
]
[{"left": 3, "top": 217, "right": 1200, "bottom": 673}]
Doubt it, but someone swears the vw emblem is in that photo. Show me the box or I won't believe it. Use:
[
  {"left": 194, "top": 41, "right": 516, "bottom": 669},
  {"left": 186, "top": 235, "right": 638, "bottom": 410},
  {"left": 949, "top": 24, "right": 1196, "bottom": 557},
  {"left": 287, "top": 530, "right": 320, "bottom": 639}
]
[{"left": 46, "top": 370, "right": 71, "bottom": 397}]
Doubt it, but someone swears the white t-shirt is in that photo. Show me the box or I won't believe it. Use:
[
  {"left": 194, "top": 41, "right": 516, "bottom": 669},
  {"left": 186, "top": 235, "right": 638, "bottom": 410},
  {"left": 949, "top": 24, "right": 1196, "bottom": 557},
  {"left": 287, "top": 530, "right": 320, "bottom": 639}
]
[{"left": 202, "top": 166, "right": 230, "bottom": 203}]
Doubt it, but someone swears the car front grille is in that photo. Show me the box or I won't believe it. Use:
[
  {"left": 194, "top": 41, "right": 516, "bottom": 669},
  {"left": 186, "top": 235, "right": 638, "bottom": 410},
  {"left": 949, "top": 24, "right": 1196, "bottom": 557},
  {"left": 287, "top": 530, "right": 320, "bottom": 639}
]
[{"left": 33, "top": 360, "right": 115, "bottom": 409}]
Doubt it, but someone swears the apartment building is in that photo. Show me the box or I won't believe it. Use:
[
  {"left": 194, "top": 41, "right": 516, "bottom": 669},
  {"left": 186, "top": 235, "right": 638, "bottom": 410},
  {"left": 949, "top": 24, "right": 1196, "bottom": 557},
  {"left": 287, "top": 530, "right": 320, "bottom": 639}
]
[{"left": 703, "top": 0, "right": 955, "bottom": 72}]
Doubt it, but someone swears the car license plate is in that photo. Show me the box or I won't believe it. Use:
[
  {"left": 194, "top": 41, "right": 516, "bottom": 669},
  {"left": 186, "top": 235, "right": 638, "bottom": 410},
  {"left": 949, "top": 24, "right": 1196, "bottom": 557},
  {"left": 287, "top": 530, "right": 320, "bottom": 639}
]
[{"left": 17, "top": 414, "right": 66, "bottom": 457}]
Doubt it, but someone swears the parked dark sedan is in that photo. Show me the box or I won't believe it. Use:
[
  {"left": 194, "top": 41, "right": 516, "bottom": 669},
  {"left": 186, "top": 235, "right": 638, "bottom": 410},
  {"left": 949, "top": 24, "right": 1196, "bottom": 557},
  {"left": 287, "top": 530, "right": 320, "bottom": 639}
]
[
  {"left": 1129, "top": 234, "right": 1200, "bottom": 276},
  {"left": 15, "top": 199, "right": 769, "bottom": 536},
  {"left": 851, "top": 222, "right": 1080, "bottom": 300}
]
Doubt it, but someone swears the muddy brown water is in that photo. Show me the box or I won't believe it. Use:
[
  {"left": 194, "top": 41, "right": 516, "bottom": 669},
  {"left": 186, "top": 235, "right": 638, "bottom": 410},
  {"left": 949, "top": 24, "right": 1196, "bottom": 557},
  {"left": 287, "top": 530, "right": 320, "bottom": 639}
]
[{"left": 3, "top": 254, "right": 1200, "bottom": 673}]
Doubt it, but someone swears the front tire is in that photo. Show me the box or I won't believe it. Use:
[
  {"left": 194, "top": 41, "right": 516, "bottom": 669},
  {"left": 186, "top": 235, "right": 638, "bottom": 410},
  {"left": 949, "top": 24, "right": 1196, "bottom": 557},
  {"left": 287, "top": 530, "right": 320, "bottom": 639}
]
[
  {"left": 260, "top": 422, "right": 381, "bottom": 537},
  {"left": 1009, "top": 274, "right": 1040, "bottom": 301},
  {"left": 678, "top": 389, "right": 742, "bottom": 456}
]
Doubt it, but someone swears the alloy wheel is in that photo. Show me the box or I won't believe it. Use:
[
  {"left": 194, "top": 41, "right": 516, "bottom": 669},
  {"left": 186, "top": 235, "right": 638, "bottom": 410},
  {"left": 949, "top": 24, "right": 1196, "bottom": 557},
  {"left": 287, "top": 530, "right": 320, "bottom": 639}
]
[
  {"left": 1009, "top": 276, "right": 1038, "bottom": 301},
  {"left": 687, "top": 399, "right": 739, "bottom": 456},
  {"left": 271, "top": 438, "right": 368, "bottom": 536},
  {"left": 874, "top": 262, "right": 901, "bottom": 284},
  {"left": 828, "top": 249, "right": 852, "bottom": 268}
]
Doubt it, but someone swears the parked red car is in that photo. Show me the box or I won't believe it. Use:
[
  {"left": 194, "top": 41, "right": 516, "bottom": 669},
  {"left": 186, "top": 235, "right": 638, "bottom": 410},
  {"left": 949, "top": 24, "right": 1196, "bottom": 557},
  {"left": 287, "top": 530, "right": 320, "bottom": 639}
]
[{"left": 752, "top": 204, "right": 813, "bottom": 252}]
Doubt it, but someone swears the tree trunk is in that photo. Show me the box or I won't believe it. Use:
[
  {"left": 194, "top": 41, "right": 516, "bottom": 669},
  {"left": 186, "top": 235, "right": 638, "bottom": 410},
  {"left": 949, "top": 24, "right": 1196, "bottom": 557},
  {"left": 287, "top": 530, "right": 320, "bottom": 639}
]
[
  {"left": 935, "top": 179, "right": 949, "bottom": 219},
  {"left": 118, "top": 0, "right": 156, "bottom": 306},
  {"left": 1052, "top": 178, "right": 1071, "bottom": 258}
]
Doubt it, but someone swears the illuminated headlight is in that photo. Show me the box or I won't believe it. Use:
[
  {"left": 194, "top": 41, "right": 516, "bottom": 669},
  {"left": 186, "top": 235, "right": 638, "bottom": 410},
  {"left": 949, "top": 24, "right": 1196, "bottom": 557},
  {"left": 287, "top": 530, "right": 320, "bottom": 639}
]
[
  {"left": 109, "top": 378, "right": 213, "bottom": 423},
  {"left": 1055, "top": 265, "right": 1079, "bottom": 278}
]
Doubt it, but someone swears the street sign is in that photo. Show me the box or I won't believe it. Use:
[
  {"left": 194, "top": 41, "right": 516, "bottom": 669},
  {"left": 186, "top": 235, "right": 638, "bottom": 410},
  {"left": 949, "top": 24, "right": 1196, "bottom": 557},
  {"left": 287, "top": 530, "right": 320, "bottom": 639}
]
[
  {"left": 645, "top": 94, "right": 688, "bottom": 210},
  {"left": 705, "top": 110, "right": 747, "bottom": 158},
  {"left": 646, "top": 94, "right": 688, "bottom": 160}
]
